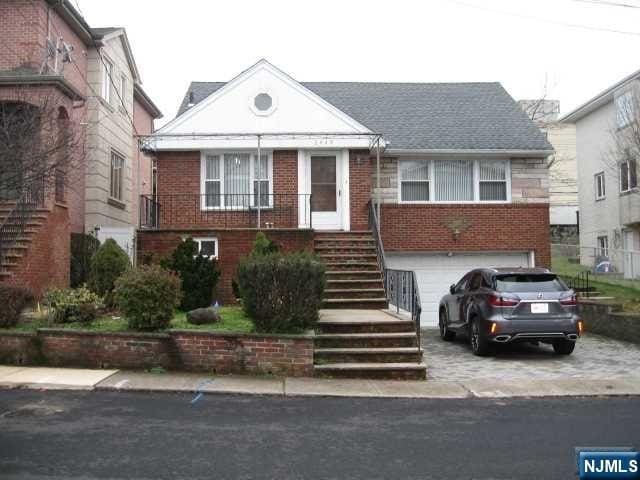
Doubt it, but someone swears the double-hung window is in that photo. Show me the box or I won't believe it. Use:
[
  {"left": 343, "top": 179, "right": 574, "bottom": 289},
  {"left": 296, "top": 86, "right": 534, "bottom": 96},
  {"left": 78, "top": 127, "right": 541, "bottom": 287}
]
[
  {"left": 597, "top": 236, "right": 609, "bottom": 257},
  {"left": 616, "top": 91, "right": 634, "bottom": 129},
  {"left": 620, "top": 156, "right": 638, "bottom": 193},
  {"left": 201, "top": 152, "right": 272, "bottom": 209},
  {"left": 110, "top": 150, "right": 124, "bottom": 201},
  {"left": 101, "top": 58, "right": 113, "bottom": 103},
  {"left": 399, "top": 159, "right": 509, "bottom": 202},
  {"left": 595, "top": 172, "right": 606, "bottom": 200}
]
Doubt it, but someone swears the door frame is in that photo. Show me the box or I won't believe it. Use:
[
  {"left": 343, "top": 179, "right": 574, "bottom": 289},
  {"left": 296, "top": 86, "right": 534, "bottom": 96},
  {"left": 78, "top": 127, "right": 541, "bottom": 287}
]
[{"left": 297, "top": 149, "right": 350, "bottom": 230}]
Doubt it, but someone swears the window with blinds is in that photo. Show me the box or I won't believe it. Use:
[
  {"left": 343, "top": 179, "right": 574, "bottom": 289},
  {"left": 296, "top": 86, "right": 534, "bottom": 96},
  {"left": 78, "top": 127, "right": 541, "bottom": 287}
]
[
  {"left": 399, "top": 159, "right": 509, "bottom": 202},
  {"left": 201, "top": 152, "right": 271, "bottom": 209}
]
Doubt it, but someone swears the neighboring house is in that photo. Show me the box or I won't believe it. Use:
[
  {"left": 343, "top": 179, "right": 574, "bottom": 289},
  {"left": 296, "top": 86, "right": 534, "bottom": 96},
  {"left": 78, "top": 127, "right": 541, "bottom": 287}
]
[
  {"left": 0, "top": 0, "right": 161, "bottom": 294},
  {"left": 519, "top": 100, "right": 578, "bottom": 244},
  {"left": 139, "top": 59, "right": 553, "bottom": 326},
  {"left": 562, "top": 69, "right": 640, "bottom": 279}
]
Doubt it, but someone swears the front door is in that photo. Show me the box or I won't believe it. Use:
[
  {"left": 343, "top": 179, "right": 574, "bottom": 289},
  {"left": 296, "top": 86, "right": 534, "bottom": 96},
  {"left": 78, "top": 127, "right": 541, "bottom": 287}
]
[{"left": 310, "top": 154, "right": 342, "bottom": 230}]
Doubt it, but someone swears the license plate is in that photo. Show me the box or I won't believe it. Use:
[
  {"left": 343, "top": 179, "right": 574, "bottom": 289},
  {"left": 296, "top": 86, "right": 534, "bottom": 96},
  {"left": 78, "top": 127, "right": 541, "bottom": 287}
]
[{"left": 531, "top": 303, "right": 549, "bottom": 314}]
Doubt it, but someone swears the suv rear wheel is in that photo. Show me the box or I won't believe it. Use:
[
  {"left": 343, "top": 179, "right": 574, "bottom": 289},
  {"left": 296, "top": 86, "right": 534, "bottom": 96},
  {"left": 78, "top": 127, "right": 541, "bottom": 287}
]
[
  {"left": 439, "top": 309, "right": 456, "bottom": 341},
  {"left": 552, "top": 339, "right": 575, "bottom": 355},
  {"left": 470, "top": 317, "right": 491, "bottom": 356}
]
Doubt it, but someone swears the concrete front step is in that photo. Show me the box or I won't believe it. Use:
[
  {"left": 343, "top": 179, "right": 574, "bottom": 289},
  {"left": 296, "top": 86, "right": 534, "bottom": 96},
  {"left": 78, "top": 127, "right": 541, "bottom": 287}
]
[
  {"left": 324, "top": 288, "right": 386, "bottom": 300},
  {"left": 326, "top": 270, "right": 383, "bottom": 280},
  {"left": 315, "top": 245, "right": 377, "bottom": 253},
  {"left": 315, "top": 332, "right": 418, "bottom": 348},
  {"left": 317, "top": 318, "right": 415, "bottom": 334},
  {"left": 323, "top": 261, "right": 380, "bottom": 271},
  {"left": 315, "top": 347, "right": 423, "bottom": 363},
  {"left": 322, "top": 298, "right": 388, "bottom": 310},
  {"left": 314, "top": 362, "right": 427, "bottom": 380},
  {"left": 327, "top": 279, "right": 384, "bottom": 289}
]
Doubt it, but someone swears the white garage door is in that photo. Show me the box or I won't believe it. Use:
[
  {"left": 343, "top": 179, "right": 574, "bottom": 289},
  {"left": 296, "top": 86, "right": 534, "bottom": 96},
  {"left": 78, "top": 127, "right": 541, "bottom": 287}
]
[{"left": 386, "top": 252, "right": 531, "bottom": 327}]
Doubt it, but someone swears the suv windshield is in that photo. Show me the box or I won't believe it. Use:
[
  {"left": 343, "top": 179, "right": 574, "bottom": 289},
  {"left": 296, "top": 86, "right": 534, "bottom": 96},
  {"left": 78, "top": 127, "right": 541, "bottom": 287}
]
[{"left": 495, "top": 274, "right": 567, "bottom": 293}]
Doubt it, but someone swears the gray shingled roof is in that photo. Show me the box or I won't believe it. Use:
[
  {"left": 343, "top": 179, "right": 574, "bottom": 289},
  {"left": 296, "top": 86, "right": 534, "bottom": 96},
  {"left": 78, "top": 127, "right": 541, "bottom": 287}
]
[{"left": 177, "top": 81, "right": 552, "bottom": 151}]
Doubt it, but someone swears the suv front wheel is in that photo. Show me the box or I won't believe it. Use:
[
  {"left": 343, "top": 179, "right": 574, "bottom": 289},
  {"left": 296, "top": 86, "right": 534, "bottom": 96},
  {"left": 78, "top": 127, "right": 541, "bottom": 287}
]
[{"left": 470, "top": 317, "right": 491, "bottom": 356}]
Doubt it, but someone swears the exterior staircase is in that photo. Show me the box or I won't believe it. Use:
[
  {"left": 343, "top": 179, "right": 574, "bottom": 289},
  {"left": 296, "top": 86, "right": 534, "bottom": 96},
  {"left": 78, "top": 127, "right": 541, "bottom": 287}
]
[
  {"left": 315, "top": 231, "right": 388, "bottom": 309},
  {"left": 0, "top": 201, "right": 48, "bottom": 282},
  {"left": 314, "top": 231, "right": 426, "bottom": 380}
]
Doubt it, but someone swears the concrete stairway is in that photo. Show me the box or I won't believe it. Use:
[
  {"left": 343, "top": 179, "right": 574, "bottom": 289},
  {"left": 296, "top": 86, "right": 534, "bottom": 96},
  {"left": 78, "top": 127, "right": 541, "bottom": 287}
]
[
  {"left": 315, "top": 231, "right": 388, "bottom": 309},
  {"left": 314, "top": 310, "right": 426, "bottom": 380},
  {"left": 0, "top": 203, "right": 49, "bottom": 281}
]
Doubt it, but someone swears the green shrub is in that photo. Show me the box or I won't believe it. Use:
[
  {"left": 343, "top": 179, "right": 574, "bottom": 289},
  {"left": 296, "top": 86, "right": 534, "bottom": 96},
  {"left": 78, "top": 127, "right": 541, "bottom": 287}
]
[
  {"left": 250, "top": 231, "right": 280, "bottom": 257},
  {"left": 0, "top": 285, "right": 33, "bottom": 328},
  {"left": 89, "top": 238, "right": 130, "bottom": 307},
  {"left": 237, "top": 251, "right": 325, "bottom": 333},
  {"left": 70, "top": 233, "right": 100, "bottom": 288},
  {"left": 44, "top": 286, "right": 101, "bottom": 324},
  {"left": 161, "top": 238, "right": 221, "bottom": 311},
  {"left": 114, "top": 265, "right": 182, "bottom": 331}
]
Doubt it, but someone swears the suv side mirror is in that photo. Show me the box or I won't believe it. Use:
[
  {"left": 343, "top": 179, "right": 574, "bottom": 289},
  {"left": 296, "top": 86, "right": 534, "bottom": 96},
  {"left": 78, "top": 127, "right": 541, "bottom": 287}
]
[{"left": 449, "top": 284, "right": 456, "bottom": 294}]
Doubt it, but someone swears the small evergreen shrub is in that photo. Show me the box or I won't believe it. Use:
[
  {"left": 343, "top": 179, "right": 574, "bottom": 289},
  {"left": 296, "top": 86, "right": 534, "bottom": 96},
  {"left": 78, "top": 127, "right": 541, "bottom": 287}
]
[
  {"left": 161, "top": 238, "right": 220, "bottom": 311},
  {"left": 0, "top": 285, "right": 33, "bottom": 328},
  {"left": 250, "top": 231, "right": 280, "bottom": 257},
  {"left": 237, "top": 251, "right": 325, "bottom": 333},
  {"left": 70, "top": 233, "right": 100, "bottom": 288},
  {"left": 89, "top": 238, "right": 130, "bottom": 307},
  {"left": 44, "top": 286, "right": 101, "bottom": 324},
  {"left": 114, "top": 265, "right": 182, "bottom": 331}
]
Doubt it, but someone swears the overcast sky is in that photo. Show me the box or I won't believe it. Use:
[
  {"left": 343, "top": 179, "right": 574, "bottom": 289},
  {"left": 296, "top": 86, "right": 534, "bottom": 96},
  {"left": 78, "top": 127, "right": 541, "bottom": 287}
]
[{"left": 77, "top": 0, "right": 640, "bottom": 125}]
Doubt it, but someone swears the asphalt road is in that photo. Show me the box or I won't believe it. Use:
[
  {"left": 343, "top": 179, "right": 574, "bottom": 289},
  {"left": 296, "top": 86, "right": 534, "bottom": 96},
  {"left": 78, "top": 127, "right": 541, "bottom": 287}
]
[{"left": 1, "top": 390, "right": 638, "bottom": 479}]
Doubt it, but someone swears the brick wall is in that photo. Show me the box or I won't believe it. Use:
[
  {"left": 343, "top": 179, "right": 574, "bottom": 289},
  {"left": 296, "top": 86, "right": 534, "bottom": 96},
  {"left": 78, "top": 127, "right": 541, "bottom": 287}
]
[
  {"left": 380, "top": 203, "right": 551, "bottom": 267},
  {"left": 0, "top": 330, "right": 314, "bottom": 376},
  {"left": 138, "top": 229, "right": 314, "bottom": 304},
  {"left": 349, "top": 150, "right": 372, "bottom": 230}
]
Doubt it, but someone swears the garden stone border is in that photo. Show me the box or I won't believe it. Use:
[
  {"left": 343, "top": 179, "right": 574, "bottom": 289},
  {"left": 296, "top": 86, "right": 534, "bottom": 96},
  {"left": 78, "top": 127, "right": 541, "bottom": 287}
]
[{"left": 579, "top": 300, "right": 640, "bottom": 344}]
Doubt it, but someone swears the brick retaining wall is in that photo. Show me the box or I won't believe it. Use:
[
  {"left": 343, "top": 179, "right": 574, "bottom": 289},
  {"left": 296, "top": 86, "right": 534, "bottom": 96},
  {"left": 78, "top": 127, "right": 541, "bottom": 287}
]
[
  {"left": 0, "top": 329, "right": 314, "bottom": 377},
  {"left": 579, "top": 300, "right": 640, "bottom": 344}
]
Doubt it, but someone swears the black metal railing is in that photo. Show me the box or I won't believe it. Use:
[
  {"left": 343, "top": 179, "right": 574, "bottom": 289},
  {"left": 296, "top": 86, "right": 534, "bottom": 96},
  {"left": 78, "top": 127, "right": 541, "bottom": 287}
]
[
  {"left": 139, "top": 193, "right": 312, "bottom": 230},
  {"left": 368, "top": 201, "right": 422, "bottom": 343},
  {"left": 561, "top": 270, "right": 592, "bottom": 293},
  {"left": 0, "top": 184, "right": 46, "bottom": 268}
]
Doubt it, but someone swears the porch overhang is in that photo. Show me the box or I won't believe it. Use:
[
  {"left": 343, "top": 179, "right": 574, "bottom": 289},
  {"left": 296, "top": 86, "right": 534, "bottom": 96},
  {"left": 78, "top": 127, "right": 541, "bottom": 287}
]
[{"left": 138, "top": 132, "right": 386, "bottom": 152}]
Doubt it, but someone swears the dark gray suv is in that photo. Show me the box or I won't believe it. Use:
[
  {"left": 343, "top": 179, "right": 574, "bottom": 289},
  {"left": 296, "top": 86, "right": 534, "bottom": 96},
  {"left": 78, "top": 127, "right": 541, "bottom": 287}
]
[{"left": 438, "top": 267, "right": 583, "bottom": 356}]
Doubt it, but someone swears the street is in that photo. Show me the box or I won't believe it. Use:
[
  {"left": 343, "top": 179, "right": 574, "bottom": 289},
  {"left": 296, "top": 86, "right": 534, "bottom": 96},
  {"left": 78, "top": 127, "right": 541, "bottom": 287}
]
[{"left": 1, "top": 390, "right": 638, "bottom": 479}]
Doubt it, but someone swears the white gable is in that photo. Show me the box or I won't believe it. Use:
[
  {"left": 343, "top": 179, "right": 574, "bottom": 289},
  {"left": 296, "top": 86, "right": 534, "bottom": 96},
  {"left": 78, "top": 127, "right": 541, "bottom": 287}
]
[{"left": 159, "top": 60, "right": 372, "bottom": 136}]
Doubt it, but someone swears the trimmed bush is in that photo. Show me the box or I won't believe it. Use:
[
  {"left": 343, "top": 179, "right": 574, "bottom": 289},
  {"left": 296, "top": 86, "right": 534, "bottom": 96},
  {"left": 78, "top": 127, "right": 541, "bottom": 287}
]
[
  {"left": 44, "top": 286, "right": 101, "bottom": 324},
  {"left": 250, "top": 231, "right": 280, "bottom": 257},
  {"left": 89, "top": 238, "right": 130, "bottom": 307},
  {"left": 114, "top": 265, "right": 182, "bottom": 331},
  {"left": 161, "top": 238, "right": 220, "bottom": 311},
  {"left": 237, "top": 251, "right": 325, "bottom": 333},
  {"left": 70, "top": 233, "right": 100, "bottom": 288},
  {"left": 0, "top": 285, "right": 33, "bottom": 328}
]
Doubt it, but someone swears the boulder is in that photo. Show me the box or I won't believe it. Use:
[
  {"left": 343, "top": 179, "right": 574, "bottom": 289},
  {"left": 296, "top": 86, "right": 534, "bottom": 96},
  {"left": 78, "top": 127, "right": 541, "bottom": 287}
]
[{"left": 186, "top": 307, "right": 221, "bottom": 325}]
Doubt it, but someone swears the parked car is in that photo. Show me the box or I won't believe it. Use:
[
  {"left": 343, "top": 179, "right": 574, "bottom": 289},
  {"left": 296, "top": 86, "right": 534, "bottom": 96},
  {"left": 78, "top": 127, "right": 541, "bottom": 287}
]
[{"left": 438, "top": 267, "right": 583, "bottom": 356}]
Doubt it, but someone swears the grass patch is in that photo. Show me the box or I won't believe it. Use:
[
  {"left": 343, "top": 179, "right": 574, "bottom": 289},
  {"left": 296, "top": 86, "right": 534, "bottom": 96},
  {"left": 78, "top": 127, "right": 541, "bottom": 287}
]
[
  {"left": 4, "top": 307, "right": 254, "bottom": 334},
  {"left": 552, "top": 256, "right": 640, "bottom": 312}
]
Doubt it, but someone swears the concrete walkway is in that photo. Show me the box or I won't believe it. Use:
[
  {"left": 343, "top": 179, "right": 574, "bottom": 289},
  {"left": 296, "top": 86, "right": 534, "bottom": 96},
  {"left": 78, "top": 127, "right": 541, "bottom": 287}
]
[{"left": 2, "top": 366, "right": 640, "bottom": 398}]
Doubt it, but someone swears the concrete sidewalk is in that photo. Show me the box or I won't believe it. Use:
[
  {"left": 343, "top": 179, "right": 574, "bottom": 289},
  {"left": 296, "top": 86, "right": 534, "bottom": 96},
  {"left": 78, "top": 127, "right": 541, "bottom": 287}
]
[{"left": 2, "top": 366, "right": 640, "bottom": 398}]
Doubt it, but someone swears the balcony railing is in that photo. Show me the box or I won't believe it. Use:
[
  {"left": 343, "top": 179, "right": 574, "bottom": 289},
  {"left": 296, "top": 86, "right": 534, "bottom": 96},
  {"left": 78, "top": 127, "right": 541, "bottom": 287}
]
[{"left": 140, "top": 193, "right": 312, "bottom": 230}]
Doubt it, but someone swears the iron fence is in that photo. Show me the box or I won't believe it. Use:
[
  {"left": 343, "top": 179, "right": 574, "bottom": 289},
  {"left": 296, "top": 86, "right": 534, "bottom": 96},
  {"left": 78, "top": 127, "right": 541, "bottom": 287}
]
[{"left": 139, "top": 193, "right": 312, "bottom": 230}]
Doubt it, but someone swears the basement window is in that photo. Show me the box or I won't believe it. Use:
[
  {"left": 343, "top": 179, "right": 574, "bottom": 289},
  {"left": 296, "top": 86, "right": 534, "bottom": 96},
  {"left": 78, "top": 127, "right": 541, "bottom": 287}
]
[{"left": 193, "top": 237, "right": 218, "bottom": 259}]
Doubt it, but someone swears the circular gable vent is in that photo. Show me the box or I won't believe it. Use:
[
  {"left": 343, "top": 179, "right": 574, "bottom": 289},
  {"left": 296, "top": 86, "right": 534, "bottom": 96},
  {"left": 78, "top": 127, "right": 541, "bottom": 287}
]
[{"left": 250, "top": 91, "right": 277, "bottom": 116}]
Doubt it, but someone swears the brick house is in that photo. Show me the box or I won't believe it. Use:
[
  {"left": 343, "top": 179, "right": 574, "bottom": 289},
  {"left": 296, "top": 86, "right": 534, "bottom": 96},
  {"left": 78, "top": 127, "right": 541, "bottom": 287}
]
[
  {"left": 139, "top": 59, "right": 553, "bottom": 327},
  {"left": 0, "top": 0, "right": 161, "bottom": 295}
]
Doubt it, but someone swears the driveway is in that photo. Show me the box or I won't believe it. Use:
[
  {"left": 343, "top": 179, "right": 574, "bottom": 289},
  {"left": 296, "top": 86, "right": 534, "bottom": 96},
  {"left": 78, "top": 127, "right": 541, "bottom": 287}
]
[{"left": 422, "top": 328, "right": 640, "bottom": 381}]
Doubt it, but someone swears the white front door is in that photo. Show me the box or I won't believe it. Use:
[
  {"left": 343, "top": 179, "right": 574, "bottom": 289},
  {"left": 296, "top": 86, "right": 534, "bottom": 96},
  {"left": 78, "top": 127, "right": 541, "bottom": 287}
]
[{"left": 310, "top": 153, "right": 342, "bottom": 230}]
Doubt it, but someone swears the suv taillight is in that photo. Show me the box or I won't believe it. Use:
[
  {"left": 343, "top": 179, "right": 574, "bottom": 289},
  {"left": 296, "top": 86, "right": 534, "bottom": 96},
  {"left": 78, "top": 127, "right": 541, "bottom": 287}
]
[
  {"left": 489, "top": 294, "right": 519, "bottom": 307},
  {"left": 559, "top": 294, "right": 577, "bottom": 306}
]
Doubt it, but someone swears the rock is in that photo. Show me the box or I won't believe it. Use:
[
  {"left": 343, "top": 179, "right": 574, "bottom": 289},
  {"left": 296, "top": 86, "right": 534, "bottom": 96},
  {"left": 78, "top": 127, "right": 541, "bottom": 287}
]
[{"left": 186, "top": 307, "right": 221, "bottom": 325}]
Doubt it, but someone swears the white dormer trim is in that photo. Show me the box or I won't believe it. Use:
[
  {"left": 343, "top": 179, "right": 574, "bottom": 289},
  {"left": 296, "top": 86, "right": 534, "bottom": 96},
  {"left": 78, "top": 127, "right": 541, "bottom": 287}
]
[{"left": 157, "top": 59, "right": 373, "bottom": 135}]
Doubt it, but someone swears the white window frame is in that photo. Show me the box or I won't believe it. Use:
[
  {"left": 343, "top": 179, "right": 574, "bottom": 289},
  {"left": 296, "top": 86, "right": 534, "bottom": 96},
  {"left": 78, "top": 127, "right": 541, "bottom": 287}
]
[
  {"left": 193, "top": 237, "right": 218, "bottom": 259},
  {"left": 119, "top": 73, "right": 127, "bottom": 113},
  {"left": 109, "top": 149, "right": 125, "bottom": 201},
  {"left": 597, "top": 235, "right": 609, "bottom": 257},
  {"left": 619, "top": 157, "right": 638, "bottom": 193},
  {"left": 594, "top": 171, "right": 606, "bottom": 200},
  {"left": 101, "top": 56, "right": 113, "bottom": 103},
  {"left": 615, "top": 91, "right": 634, "bottom": 129},
  {"left": 397, "top": 158, "right": 511, "bottom": 204},
  {"left": 199, "top": 151, "right": 274, "bottom": 211}
]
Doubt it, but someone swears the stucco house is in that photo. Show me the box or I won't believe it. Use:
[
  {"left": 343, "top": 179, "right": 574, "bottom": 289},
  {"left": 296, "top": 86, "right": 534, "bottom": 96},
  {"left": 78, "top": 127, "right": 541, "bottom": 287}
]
[
  {"left": 0, "top": 0, "right": 161, "bottom": 294},
  {"left": 138, "top": 59, "right": 554, "bottom": 327},
  {"left": 561, "top": 68, "right": 640, "bottom": 278}
]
